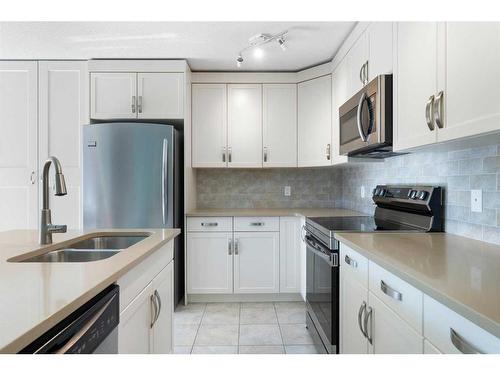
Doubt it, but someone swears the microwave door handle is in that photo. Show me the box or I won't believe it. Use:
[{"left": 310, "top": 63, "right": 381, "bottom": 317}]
[{"left": 356, "top": 92, "right": 368, "bottom": 142}]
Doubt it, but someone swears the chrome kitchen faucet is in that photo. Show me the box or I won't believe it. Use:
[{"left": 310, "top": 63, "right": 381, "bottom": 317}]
[{"left": 39, "top": 156, "right": 68, "bottom": 245}]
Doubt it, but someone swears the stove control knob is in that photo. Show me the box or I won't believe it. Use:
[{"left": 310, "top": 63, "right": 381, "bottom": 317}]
[
  {"left": 373, "top": 188, "right": 379, "bottom": 197},
  {"left": 409, "top": 190, "right": 418, "bottom": 199},
  {"left": 379, "top": 188, "right": 386, "bottom": 197},
  {"left": 417, "top": 191, "right": 428, "bottom": 200}
]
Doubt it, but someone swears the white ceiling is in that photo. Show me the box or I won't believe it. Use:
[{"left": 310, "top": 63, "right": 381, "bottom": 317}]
[{"left": 0, "top": 22, "right": 356, "bottom": 71}]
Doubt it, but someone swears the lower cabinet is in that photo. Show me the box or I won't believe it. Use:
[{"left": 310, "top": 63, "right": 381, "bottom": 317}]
[
  {"left": 233, "top": 231, "right": 279, "bottom": 293},
  {"left": 117, "top": 241, "right": 174, "bottom": 354}
]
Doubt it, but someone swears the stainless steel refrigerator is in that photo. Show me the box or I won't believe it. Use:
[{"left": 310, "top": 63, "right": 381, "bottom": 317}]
[{"left": 83, "top": 122, "right": 183, "bottom": 304}]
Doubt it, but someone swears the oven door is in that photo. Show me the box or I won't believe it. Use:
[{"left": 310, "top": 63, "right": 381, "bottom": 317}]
[
  {"left": 339, "top": 76, "right": 381, "bottom": 155},
  {"left": 304, "top": 234, "right": 339, "bottom": 354}
]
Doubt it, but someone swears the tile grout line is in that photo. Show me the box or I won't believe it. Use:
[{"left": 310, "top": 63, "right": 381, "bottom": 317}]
[
  {"left": 274, "top": 302, "right": 286, "bottom": 353},
  {"left": 189, "top": 303, "right": 207, "bottom": 354}
]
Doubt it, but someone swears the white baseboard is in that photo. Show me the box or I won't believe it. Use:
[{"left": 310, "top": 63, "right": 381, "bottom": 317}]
[{"left": 187, "top": 293, "right": 303, "bottom": 303}]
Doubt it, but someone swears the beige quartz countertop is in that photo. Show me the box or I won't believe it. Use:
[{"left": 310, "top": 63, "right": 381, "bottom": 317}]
[
  {"left": 186, "top": 208, "right": 366, "bottom": 218},
  {"left": 0, "top": 228, "right": 180, "bottom": 353},
  {"left": 335, "top": 232, "right": 500, "bottom": 338}
]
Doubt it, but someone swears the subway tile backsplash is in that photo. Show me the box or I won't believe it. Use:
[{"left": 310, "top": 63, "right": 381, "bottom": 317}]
[{"left": 196, "top": 143, "right": 500, "bottom": 245}]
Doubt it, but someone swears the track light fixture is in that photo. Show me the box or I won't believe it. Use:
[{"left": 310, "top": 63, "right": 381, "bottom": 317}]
[{"left": 236, "top": 30, "right": 288, "bottom": 67}]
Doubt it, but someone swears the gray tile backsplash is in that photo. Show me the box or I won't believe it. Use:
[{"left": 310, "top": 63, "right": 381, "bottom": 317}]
[{"left": 196, "top": 143, "right": 500, "bottom": 245}]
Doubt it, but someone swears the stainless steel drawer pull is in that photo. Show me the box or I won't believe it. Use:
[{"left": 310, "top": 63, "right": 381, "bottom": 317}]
[
  {"left": 380, "top": 280, "right": 403, "bottom": 301},
  {"left": 434, "top": 91, "right": 444, "bottom": 129},
  {"left": 234, "top": 239, "right": 239, "bottom": 255},
  {"left": 132, "top": 96, "right": 136, "bottom": 113},
  {"left": 344, "top": 255, "right": 358, "bottom": 268},
  {"left": 364, "top": 306, "right": 373, "bottom": 344},
  {"left": 425, "top": 95, "right": 435, "bottom": 131},
  {"left": 250, "top": 222, "right": 264, "bottom": 226},
  {"left": 222, "top": 147, "right": 226, "bottom": 163},
  {"left": 228, "top": 238, "right": 232, "bottom": 255},
  {"left": 450, "top": 328, "right": 484, "bottom": 354},
  {"left": 228, "top": 147, "right": 232, "bottom": 163},
  {"left": 263, "top": 147, "right": 268, "bottom": 163},
  {"left": 358, "top": 301, "right": 367, "bottom": 338},
  {"left": 201, "top": 222, "right": 218, "bottom": 227},
  {"left": 138, "top": 95, "right": 143, "bottom": 114}
]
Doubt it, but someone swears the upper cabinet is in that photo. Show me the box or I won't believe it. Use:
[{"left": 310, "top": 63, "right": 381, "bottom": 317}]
[
  {"left": 332, "top": 58, "right": 349, "bottom": 165},
  {"left": 263, "top": 84, "right": 297, "bottom": 167},
  {"left": 394, "top": 22, "right": 500, "bottom": 151},
  {"left": 90, "top": 72, "right": 184, "bottom": 120},
  {"left": 192, "top": 84, "right": 228, "bottom": 168},
  {"left": 348, "top": 32, "right": 369, "bottom": 94},
  {"left": 227, "top": 84, "right": 263, "bottom": 168},
  {"left": 298, "top": 75, "right": 332, "bottom": 167}
]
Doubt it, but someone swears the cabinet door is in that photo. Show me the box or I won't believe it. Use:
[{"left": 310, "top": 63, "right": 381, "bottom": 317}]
[
  {"left": 152, "top": 261, "right": 174, "bottom": 354},
  {"left": 340, "top": 272, "right": 369, "bottom": 354},
  {"left": 438, "top": 22, "right": 500, "bottom": 142},
  {"left": 368, "top": 22, "right": 393, "bottom": 80},
  {"left": 348, "top": 32, "right": 369, "bottom": 95},
  {"left": 0, "top": 61, "right": 38, "bottom": 230},
  {"left": 90, "top": 72, "right": 137, "bottom": 119},
  {"left": 332, "top": 59, "right": 349, "bottom": 165},
  {"left": 298, "top": 75, "right": 332, "bottom": 167},
  {"left": 38, "top": 61, "right": 88, "bottom": 230},
  {"left": 394, "top": 22, "right": 438, "bottom": 151},
  {"left": 234, "top": 232, "right": 280, "bottom": 293},
  {"left": 279, "top": 217, "right": 301, "bottom": 293},
  {"left": 191, "top": 84, "right": 227, "bottom": 168},
  {"left": 137, "top": 73, "right": 184, "bottom": 119},
  {"left": 368, "top": 292, "right": 423, "bottom": 354},
  {"left": 118, "top": 283, "right": 154, "bottom": 354},
  {"left": 263, "top": 84, "right": 297, "bottom": 167},
  {"left": 227, "top": 84, "right": 263, "bottom": 168},
  {"left": 187, "top": 232, "right": 233, "bottom": 294}
]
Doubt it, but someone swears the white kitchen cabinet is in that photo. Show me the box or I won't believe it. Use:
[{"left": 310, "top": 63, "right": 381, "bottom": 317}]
[
  {"left": 90, "top": 73, "right": 137, "bottom": 119},
  {"left": 233, "top": 231, "right": 280, "bottom": 293},
  {"left": 394, "top": 22, "right": 439, "bottom": 151},
  {"left": 118, "top": 282, "right": 154, "bottom": 354},
  {"left": 262, "top": 84, "right": 297, "bottom": 167},
  {"left": 368, "top": 292, "right": 423, "bottom": 354},
  {"left": 227, "top": 84, "right": 263, "bottom": 168},
  {"left": 332, "top": 58, "right": 349, "bottom": 165},
  {"left": 279, "top": 217, "right": 302, "bottom": 293},
  {"left": 348, "top": 32, "right": 369, "bottom": 95},
  {"left": 38, "top": 61, "right": 88, "bottom": 229},
  {"left": 0, "top": 61, "right": 38, "bottom": 231},
  {"left": 137, "top": 73, "right": 184, "bottom": 119},
  {"left": 187, "top": 232, "right": 233, "bottom": 294},
  {"left": 367, "top": 22, "right": 393, "bottom": 81},
  {"left": 152, "top": 261, "right": 174, "bottom": 354},
  {"left": 191, "top": 84, "right": 228, "bottom": 168},
  {"left": 298, "top": 75, "right": 332, "bottom": 167},
  {"left": 437, "top": 22, "right": 500, "bottom": 142}
]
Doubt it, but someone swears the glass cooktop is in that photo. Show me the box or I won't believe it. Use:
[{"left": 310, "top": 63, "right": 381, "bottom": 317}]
[{"left": 307, "top": 216, "right": 421, "bottom": 234}]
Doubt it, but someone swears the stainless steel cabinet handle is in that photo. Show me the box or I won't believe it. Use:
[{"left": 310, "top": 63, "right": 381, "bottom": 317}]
[
  {"left": 344, "top": 254, "right": 358, "bottom": 268},
  {"left": 250, "top": 222, "right": 264, "bottom": 226},
  {"left": 358, "top": 301, "right": 367, "bottom": 338},
  {"left": 364, "top": 306, "right": 373, "bottom": 344},
  {"left": 263, "top": 147, "right": 268, "bottom": 163},
  {"left": 150, "top": 293, "right": 158, "bottom": 328},
  {"left": 450, "top": 328, "right": 483, "bottom": 354},
  {"left": 363, "top": 61, "right": 369, "bottom": 84},
  {"left": 228, "top": 238, "right": 232, "bottom": 255},
  {"left": 380, "top": 280, "right": 403, "bottom": 301},
  {"left": 222, "top": 147, "right": 226, "bottom": 163},
  {"left": 154, "top": 290, "right": 162, "bottom": 319},
  {"left": 132, "top": 95, "right": 136, "bottom": 113},
  {"left": 30, "top": 171, "right": 36, "bottom": 185},
  {"left": 359, "top": 64, "right": 365, "bottom": 84},
  {"left": 234, "top": 239, "right": 239, "bottom": 255},
  {"left": 138, "top": 95, "right": 143, "bottom": 114},
  {"left": 201, "top": 222, "right": 218, "bottom": 227},
  {"left": 326, "top": 143, "right": 331, "bottom": 160},
  {"left": 434, "top": 91, "right": 444, "bottom": 129},
  {"left": 425, "top": 95, "right": 435, "bottom": 131},
  {"left": 228, "top": 147, "right": 232, "bottom": 163}
]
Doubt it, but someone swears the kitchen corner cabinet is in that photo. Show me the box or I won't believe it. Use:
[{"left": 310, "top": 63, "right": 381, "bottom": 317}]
[
  {"left": 227, "top": 84, "right": 263, "bottom": 168},
  {"left": 90, "top": 72, "right": 184, "bottom": 120},
  {"left": 263, "top": 84, "right": 297, "bottom": 167},
  {"left": 0, "top": 61, "right": 38, "bottom": 231},
  {"left": 191, "top": 84, "right": 228, "bottom": 168},
  {"left": 298, "top": 75, "right": 332, "bottom": 167}
]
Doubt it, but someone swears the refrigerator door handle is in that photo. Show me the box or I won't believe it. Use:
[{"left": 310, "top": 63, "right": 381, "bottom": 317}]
[{"left": 162, "top": 139, "right": 169, "bottom": 226}]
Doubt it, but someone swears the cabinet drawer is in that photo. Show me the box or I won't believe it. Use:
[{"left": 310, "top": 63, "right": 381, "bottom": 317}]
[
  {"left": 369, "top": 261, "right": 423, "bottom": 334},
  {"left": 234, "top": 217, "right": 279, "bottom": 232},
  {"left": 340, "top": 243, "right": 369, "bottom": 289},
  {"left": 186, "top": 217, "right": 233, "bottom": 232},
  {"left": 423, "top": 295, "right": 500, "bottom": 354}
]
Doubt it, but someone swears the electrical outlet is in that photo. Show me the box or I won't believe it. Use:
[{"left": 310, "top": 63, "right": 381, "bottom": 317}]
[
  {"left": 360, "top": 186, "right": 365, "bottom": 198},
  {"left": 284, "top": 186, "right": 291, "bottom": 197},
  {"left": 471, "top": 189, "right": 482, "bottom": 213}
]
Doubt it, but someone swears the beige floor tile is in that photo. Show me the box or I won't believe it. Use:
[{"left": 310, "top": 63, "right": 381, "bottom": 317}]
[
  {"left": 239, "top": 345, "right": 285, "bottom": 354},
  {"left": 239, "top": 324, "right": 283, "bottom": 346},
  {"left": 192, "top": 346, "right": 238, "bottom": 354},
  {"left": 174, "top": 324, "right": 199, "bottom": 346},
  {"left": 241, "top": 302, "right": 275, "bottom": 309},
  {"left": 201, "top": 308, "right": 239, "bottom": 325},
  {"left": 280, "top": 324, "right": 315, "bottom": 345},
  {"left": 195, "top": 324, "right": 239, "bottom": 346},
  {"left": 240, "top": 307, "right": 278, "bottom": 324},
  {"left": 173, "top": 346, "right": 192, "bottom": 354},
  {"left": 285, "top": 345, "right": 319, "bottom": 354}
]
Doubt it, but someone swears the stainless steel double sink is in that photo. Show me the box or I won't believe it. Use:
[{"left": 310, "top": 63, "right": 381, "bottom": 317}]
[{"left": 12, "top": 234, "right": 150, "bottom": 263}]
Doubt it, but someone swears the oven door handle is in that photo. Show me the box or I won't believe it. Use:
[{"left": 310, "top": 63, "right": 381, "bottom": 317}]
[
  {"left": 305, "top": 237, "right": 338, "bottom": 266},
  {"left": 356, "top": 92, "right": 369, "bottom": 142}
]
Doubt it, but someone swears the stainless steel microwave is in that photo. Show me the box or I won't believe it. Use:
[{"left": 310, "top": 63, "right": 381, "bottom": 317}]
[{"left": 339, "top": 74, "right": 394, "bottom": 158}]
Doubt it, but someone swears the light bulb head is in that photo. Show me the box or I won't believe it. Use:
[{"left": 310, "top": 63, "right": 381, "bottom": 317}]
[
  {"left": 278, "top": 37, "right": 287, "bottom": 51},
  {"left": 253, "top": 47, "right": 264, "bottom": 59},
  {"left": 236, "top": 55, "right": 243, "bottom": 67}
]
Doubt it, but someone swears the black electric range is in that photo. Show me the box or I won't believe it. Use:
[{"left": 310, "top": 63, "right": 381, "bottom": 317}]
[{"left": 304, "top": 185, "right": 443, "bottom": 354}]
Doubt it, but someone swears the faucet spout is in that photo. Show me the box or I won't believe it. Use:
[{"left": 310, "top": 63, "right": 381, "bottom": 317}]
[{"left": 40, "top": 156, "right": 68, "bottom": 245}]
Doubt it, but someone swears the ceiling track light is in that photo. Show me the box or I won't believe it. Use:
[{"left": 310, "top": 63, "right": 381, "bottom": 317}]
[{"left": 236, "top": 30, "right": 288, "bottom": 67}]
